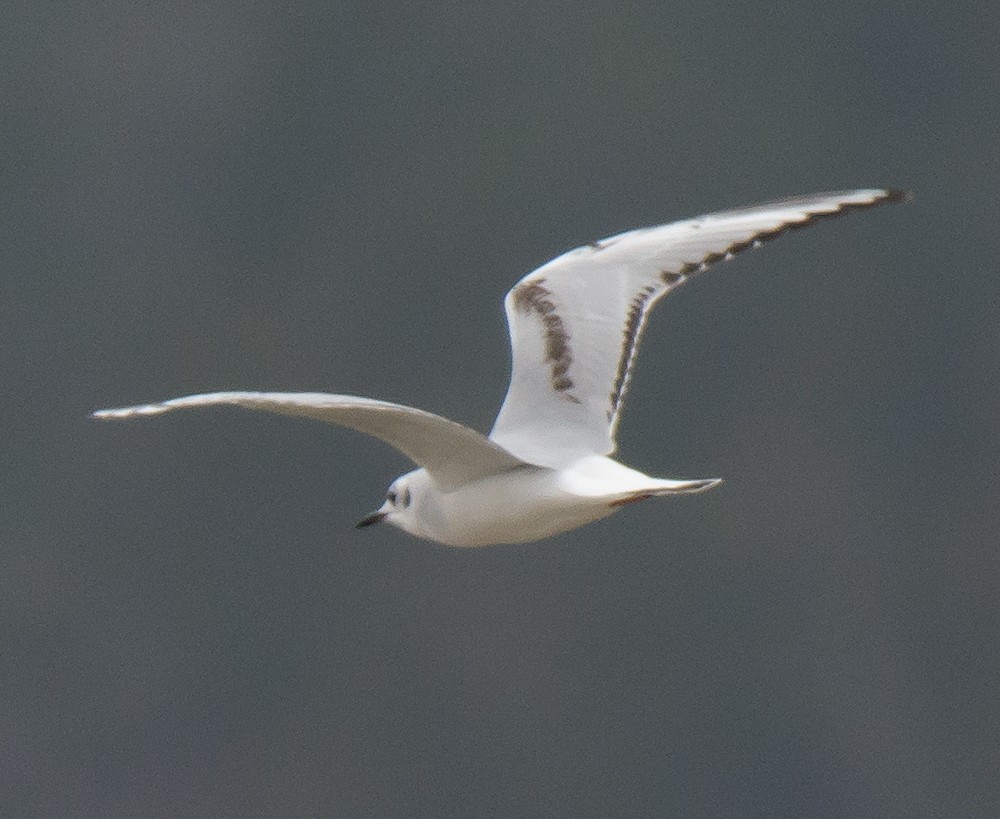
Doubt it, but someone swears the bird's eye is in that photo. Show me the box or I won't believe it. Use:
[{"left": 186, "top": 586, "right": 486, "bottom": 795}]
[
  {"left": 387, "top": 490, "right": 397, "bottom": 504},
  {"left": 401, "top": 488, "right": 411, "bottom": 508}
]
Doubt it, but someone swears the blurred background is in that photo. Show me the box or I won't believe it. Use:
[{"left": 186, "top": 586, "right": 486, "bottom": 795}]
[{"left": 5, "top": 1, "right": 999, "bottom": 816}]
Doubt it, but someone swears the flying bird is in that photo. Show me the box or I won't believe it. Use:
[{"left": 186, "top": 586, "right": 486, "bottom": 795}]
[{"left": 95, "top": 189, "right": 908, "bottom": 546}]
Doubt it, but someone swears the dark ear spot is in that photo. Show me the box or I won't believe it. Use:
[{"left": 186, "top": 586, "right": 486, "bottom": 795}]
[{"left": 402, "top": 488, "right": 411, "bottom": 508}]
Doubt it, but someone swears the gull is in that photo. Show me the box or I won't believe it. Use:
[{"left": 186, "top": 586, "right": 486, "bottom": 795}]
[{"left": 95, "top": 189, "right": 908, "bottom": 546}]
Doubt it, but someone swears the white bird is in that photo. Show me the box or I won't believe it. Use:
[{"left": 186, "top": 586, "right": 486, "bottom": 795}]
[{"left": 95, "top": 189, "right": 908, "bottom": 546}]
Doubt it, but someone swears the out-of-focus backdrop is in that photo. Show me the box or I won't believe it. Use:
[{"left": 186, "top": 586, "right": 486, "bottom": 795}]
[{"left": 5, "top": 3, "right": 999, "bottom": 816}]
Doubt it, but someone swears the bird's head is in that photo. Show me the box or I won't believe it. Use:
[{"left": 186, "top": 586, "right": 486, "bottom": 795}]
[{"left": 355, "top": 469, "right": 428, "bottom": 538}]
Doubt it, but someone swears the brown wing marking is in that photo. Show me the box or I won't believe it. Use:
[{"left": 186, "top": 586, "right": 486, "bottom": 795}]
[
  {"left": 608, "top": 285, "right": 658, "bottom": 421},
  {"left": 511, "top": 279, "right": 581, "bottom": 403}
]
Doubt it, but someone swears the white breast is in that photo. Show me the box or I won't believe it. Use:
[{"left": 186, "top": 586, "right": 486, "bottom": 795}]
[{"left": 422, "top": 465, "right": 617, "bottom": 547}]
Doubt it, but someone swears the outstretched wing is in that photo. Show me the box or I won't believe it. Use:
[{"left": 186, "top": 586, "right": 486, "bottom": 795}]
[
  {"left": 489, "top": 189, "right": 909, "bottom": 466},
  {"left": 94, "top": 391, "right": 525, "bottom": 490}
]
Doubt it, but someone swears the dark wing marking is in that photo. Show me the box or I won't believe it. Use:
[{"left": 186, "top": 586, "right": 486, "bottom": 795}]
[
  {"left": 673, "top": 190, "right": 910, "bottom": 277},
  {"left": 607, "top": 189, "right": 911, "bottom": 426},
  {"left": 608, "top": 285, "right": 658, "bottom": 421},
  {"left": 511, "top": 279, "right": 581, "bottom": 402}
]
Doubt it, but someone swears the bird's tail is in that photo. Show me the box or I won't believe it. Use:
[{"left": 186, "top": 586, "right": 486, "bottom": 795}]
[{"left": 607, "top": 477, "right": 722, "bottom": 506}]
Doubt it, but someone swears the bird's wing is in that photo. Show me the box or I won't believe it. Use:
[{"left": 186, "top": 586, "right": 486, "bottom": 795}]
[
  {"left": 489, "top": 189, "right": 909, "bottom": 467},
  {"left": 94, "top": 391, "right": 525, "bottom": 490}
]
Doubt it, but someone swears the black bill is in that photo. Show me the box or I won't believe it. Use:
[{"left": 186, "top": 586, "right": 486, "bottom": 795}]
[{"left": 355, "top": 511, "right": 387, "bottom": 529}]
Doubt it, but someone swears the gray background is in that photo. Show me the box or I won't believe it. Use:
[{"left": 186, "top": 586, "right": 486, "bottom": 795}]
[{"left": 6, "top": 2, "right": 999, "bottom": 816}]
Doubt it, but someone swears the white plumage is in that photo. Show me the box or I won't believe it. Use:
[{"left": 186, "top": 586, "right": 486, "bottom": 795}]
[{"left": 95, "top": 188, "right": 908, "bottom": 546}]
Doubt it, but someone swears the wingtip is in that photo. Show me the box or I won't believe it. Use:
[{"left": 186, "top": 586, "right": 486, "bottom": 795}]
[
  {"left": 91, "top": 403, "right": 168, "bottom": 420},
  {"left": 882, "top": 188, "right": 914, "bottom": 204}
]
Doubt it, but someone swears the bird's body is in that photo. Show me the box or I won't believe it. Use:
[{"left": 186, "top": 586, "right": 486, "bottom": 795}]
[
  {"left": 388, "top": 463, "right": 601, "bottom": 547},
  {"left": 386, "top": 458, "right": 719, "bottom": 547},
  {"left": 95, "top": 189, "right": 908, "bottom": 546}
]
